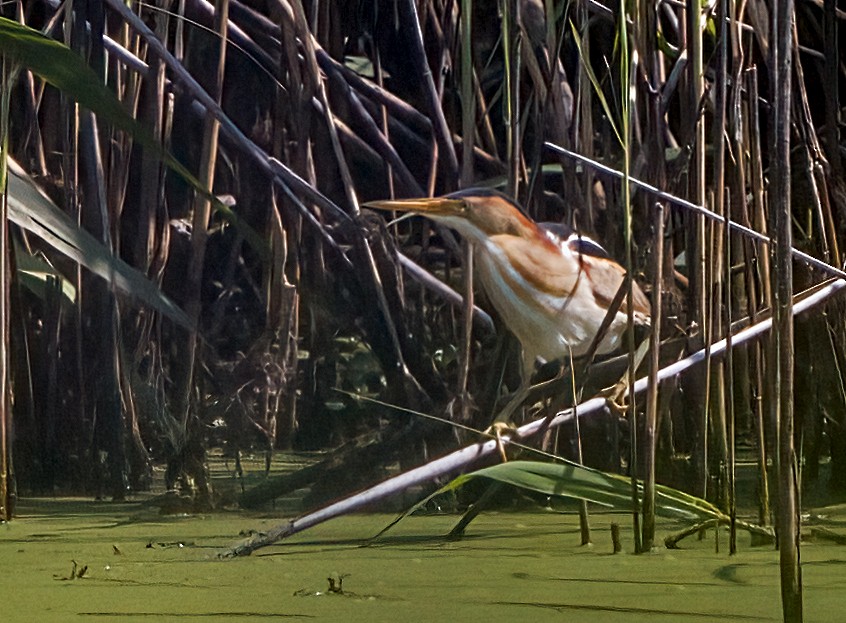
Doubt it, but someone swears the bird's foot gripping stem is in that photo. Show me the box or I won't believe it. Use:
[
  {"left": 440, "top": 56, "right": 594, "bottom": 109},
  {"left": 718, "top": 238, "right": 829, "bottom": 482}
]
[
  {"left": 597, "top": 375, "right": 633, "bottom": 414},
  {"left": 600, "top": 338, "right": 651, "bottom": 414},
  {"left": 483, "top": 421, "right": 519, "bottom": 463}
]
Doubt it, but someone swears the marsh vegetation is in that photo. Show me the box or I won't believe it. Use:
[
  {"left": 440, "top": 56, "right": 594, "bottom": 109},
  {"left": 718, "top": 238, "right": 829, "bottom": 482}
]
[{"left": 0, "top": 0, "right": 844, "bottom": 620}]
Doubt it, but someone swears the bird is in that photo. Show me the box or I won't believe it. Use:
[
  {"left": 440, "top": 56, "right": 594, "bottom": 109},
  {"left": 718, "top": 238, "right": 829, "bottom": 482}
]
[{"left": 364, "top": 187, "right": 651, "bottom": 424}]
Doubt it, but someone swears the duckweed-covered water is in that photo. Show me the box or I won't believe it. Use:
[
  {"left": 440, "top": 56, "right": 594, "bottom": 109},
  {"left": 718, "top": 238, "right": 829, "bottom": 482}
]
[{"left": 3, "top": 495, "right": 846, "bottom": 622}]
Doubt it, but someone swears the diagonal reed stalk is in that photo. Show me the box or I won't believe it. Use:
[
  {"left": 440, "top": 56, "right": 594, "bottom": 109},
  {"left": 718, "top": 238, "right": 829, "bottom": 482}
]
[{"left": 225, "top": 276, "right": 846, "bottom": 556}]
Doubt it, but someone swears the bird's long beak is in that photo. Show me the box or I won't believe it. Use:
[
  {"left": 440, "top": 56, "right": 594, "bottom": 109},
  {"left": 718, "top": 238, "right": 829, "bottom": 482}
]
[{"left": 363, "top": 197, "right": 466, "bottom": 218}]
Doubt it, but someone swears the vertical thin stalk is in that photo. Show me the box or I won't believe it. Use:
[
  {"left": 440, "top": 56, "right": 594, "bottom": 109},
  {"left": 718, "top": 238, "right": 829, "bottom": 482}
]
[
  {"left": 752, "top": 339, "right": 771, "bottom": 524},
  {"left": 728, "top": 0, "right": 747, "bottom": 543},
  {"left": 502, "top": 0, "right": 521, "bottom": 196},
  {"left": 180, "top": 0, "right": 229, "bottom": 464},
  {"left": 641, "top": 202, "right": 664, "bottom": 551},
  {"left": 373, "top": 49, "right": 395, "bottom": 199},
  {"left": 746, "top": 66, "right": 772, "bottom": 527},
  {"left": 686, "top": 0, "right": 708, "bottom": 498},
  {"left": 183, "top": 0, "right": 229, "bottom": 314},
  {"left": 460, "top": 0, "right": 475, "bottom": 188},
  {"left": 770, "top": 0, "right": 802, "bottom": 617},
  {"left": 63, "top": 2, "right": 87, "bottom": 482},
  {"left": 574, "top": 1, "right": 594, "bottom": 231},
  {"left": 637, "top": 0, "right": 666, "bottom": 551},
  {"left": 457, "top": 0, "right": 475, "bottom": 421},
  {"left": 135, "top": 7, "right": 168, "bottom": 272},
  {"left": 822, "top": 0, "right": 841, "bottom": 176},
  {"left": 711, "top": 0, "right": 730, "bottom": 514},
  {"left": 567, "top": 349, "right": 592, "bottom": 545},
  {"left": 724, "top": 190, "right": 737, "bottom": 554},
  {"left": 545, "top": 0, "right": 591, "bottom": 543},
  {"left": 0, "top": 61, "right": 13, "bottom": 520},
  {"left": 575, "top": 424, "right": 592, "bottom": 545},
  {"left": 618, "top": 0, "right": 641, "bottom": 554},
  {"left": 747, "top": 69, "right": 771, "bottom": 304}
]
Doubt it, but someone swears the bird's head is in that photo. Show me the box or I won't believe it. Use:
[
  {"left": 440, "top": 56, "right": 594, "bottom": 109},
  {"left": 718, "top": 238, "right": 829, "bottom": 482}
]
[{"left": 363, "top": 188, "right": 541, "bottom": 245}]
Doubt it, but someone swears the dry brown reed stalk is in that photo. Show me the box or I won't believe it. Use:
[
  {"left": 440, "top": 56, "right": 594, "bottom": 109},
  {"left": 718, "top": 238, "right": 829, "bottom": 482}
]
[
  {"left": 642, "top": 202, "right": 665, "bottom": 551},
  {"left": 457, "top": 0, "right": 476, "bottom": 425},
  {"left": 743, "top": 66, "right": 773, "bottom": 528},
  {"left": 709, "top": 0, "right": 730, "bottom": 519},
  {"left": 2, "top": 0, "right": 843, "bottom": 548},
  {"left": 178, "top": 0, "right": 231, "bottom": 500},
  {"left": 724, "top": 190, "right": 737, "bottom": 555},
  {"left": 0, "top": 58, "right": 12, "bottom": 519},
  {"left": 684, "top": 0, "right": 709, "bottom": 502},
  {"left": 770, "top": 0, "right": 802, "bottom": 616}
]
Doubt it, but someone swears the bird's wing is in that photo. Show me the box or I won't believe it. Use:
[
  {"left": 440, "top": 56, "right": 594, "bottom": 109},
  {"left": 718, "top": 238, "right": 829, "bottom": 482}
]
[
  {"left": 485, "top": 234, "right": 582, "bottom": 298},
  {"left": 582, "top": 256, "right": 652, "bottom": 321}
]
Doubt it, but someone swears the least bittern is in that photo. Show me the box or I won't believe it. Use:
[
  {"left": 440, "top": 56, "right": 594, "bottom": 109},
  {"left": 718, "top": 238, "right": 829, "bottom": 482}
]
[{"left": 365, "top": 188, "right": 651, "bottom": 424}]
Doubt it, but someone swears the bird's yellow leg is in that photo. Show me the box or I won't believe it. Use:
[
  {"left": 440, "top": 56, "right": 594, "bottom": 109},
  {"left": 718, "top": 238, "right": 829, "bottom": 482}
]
[
  {"left": 482, "top": 382, "right": 530, "bottom": 462},
  {"left": 492, "top": 352, "right": 565, "bottom": 424},
  {"left": 490, "top": 422, "right": 511, "bottom": 462},
  {"left": 484, "top": 391, "right": 526, "bottom": 462},
  {"left": 600, "top": 338, "right": 651, "bottom": 412},
  {"left": 484, "top": 360, "right": 570, "bottom": 461},
  {"left": 491, "top": 384, "right": 530, "bottom": 426}
]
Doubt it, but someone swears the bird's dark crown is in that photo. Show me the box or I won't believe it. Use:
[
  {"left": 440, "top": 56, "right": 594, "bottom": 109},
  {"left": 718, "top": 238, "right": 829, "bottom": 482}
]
[{"left": 445, "top": 187, "right": 611, "bottom": 261}]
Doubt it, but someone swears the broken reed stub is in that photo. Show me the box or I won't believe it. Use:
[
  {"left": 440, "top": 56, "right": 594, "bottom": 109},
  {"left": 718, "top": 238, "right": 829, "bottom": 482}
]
[{"left": 610, "top": 522, "right": 622, "bottom": 553}]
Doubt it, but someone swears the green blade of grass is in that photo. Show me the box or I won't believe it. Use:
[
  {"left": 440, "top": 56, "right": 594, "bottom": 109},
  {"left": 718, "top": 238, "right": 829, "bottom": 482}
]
[
  {"left": 375, "top": 459, "right": 726, "bottom": 540},
  {"left": 452, "top": 461, "right": 725, "bottom": 521},
  {"left": 14, "top": 239, "right": 77, "bottom": 303},
  {"left": 8, "top": 159, "right": 192, "bottom": 329}
]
